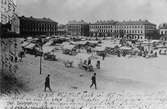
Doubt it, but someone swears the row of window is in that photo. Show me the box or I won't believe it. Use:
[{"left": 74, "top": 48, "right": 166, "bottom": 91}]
[
  {"left": 90, "top": 29, "right": 144, "bottom": 34},
  {"left": 115, "top": 36, "right": 144, "bottom": 40},
  {"left": 22, "top": 23, "right": 56, "bottom": 28},
  {"left": 90, "top": 24, "right": 156, "bottom": 30},
  {"left": 22, "top": 28, "right": 56, "bottom": 32},
  {"left": 160, "top": 31, "right": 167, "bottom": 35},
  {"left": 90, "top": 25, "right": 145, "bottom": 29}
]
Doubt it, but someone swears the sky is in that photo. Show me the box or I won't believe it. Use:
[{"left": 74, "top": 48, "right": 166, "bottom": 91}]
[{"left": 16, "top": 0, "right": 167, "bottom": 25}]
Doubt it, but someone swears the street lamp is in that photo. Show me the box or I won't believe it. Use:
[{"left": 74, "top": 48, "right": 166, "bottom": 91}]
[{"left": 39, "top": 38, "right": 43, "bottom": 75}]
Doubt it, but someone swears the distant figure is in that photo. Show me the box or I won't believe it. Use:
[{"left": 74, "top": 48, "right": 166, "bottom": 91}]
[
  {"left": 159, "top": 50, "right": 161, "bottom": 54},
  {"left": 90, "top": 73, "right": 97, "bottom": 89},
  {"left": 88, "top": 58, "right": 91, "bottom": 65},
  {"left": 96, "top": 60, "right": 100, "bottom": 69},
  {"left": 155, "top": 52, "right": 157, "bottom": 57},
  {"left": 44, "top": 74, "right": 52, "bottom": 92},
  {"left": 165, "top": 50, "right": 167, "bottom": 54},
  {"left": 84, "top": 60, "right": 87, "bottom": 65},
  {"left": 102, "top": 53, "right": 105, "bottom": 60},
  {"left": 88, "top": 64, "right": 94, "bottom": 72},
  {"left": 18, "top": 51, "right": 25, "bottom": 62}
]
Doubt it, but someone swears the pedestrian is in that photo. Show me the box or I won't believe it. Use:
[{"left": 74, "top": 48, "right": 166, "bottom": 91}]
[
  {"left": 90, "top": 73, "right": 97, "bottom": 89},
  {"left": 102, "top": 53, "right": 105, "bottom": 60},
  {"left": 44, "top": 74, "right": 52, "bottom": 92},
  {"left": 159, "top": 50, "right": 161, "bottom": 55},
  {"left": 96, "top": 60, "right": 100, "bottom": 69},
  {"left": 88, "top": 58, "right": 91, "bottom": 65},
  {"left": 84, "top": 60, "right": 87, "bottom": 65}
]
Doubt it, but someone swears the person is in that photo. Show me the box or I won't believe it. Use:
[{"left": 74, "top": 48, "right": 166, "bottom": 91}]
[
  {"left": 83, "top": 60, "right": 87, "bottom": 65},
  {"left": 44, "top": 74, "right": 52, "bottom": 92},
  {"left": 88, "top": 58, "right": 91, "bottom": 65},
  {"left": 90, "top": 73, "right": 97, "bottom": 89},
  {"left": 88, "top": 64, "right": 94, "bottom": 72},
  {"left": 96, "top": 60, "right": 100, "bottom": 69},
  {"left": 102, "top": 53, "right": 105, "bottom": 60},
  {"left": 154, "top": 52, "right": 157, "bottom": 57},
  {"left": 159, "top": 50, "right": 161, "bottom": 55}
]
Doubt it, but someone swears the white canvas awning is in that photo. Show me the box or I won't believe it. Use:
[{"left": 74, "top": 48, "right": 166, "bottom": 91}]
[
  {"left": 76, "top": 53, "right": 91, "bottom": 60},
  {"left": 119, "top": 46, "right": 132, "bottom": 50},
  {"left": 42, "top": 46, "right": 56, "bottom": 53},
  {"left": 21, "top": 41, "right": 31, "bottom": 47},
  {"left": 24, "top": 43, "right": 36, "bottom": 49},
  {"left": 94, "top": 46, "right": 106, "bottom": 51},
  {"left": 63, "top": 44, "right": 75, "bottom": 50}
]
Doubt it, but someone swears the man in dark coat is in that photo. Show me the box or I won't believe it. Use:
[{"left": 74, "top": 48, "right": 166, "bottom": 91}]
[
  {"left": 88, "top": 58, "right": 91, "bottom": 65},
  {"left": 90, "top": 73, "right": 97, "bottom": 89},
  {"left": 44, "top": 74, "right": 52, "bottom": 92}
]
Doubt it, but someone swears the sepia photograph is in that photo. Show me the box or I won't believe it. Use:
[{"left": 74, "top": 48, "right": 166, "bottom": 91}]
[{"left": 1, "top": 0, "right": 167, "bottom": 108}]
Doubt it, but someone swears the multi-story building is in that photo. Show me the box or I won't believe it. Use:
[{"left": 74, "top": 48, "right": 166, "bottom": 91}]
[
  {"left": 67, "top": 20, "right": 89, "bottom": 36},
  {"left": 19, "top": 16, "right": 58, "bottom": 36},
  {"left": 89, "top": 20, "right": 117, "bottom": 37},
  {"left": 57, "top": 24, "right": 67, "bottom": 35},
  {"left": 89, "top": 20, "right": 156, "bottom": 40},
  {"left": 159, "top": 23, "right": 167, "bottom": 35},
  {"left": 159, "top": 23, "right": 167, "bottom": 41},
  {"left": 114, "top": 20, "right": 156, "bottom": 40}
]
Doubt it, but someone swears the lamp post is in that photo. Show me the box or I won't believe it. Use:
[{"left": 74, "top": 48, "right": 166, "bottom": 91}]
[
  {"left": 40, "top": 50, "right": 42, "bottom": 75},
  {"left": 39, "top": 38, "right": 43, "bottom": 75}
]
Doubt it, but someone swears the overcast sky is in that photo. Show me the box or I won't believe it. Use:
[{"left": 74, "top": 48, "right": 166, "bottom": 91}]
[{"left": 16, "top": 0, "right": 167, "bottom": 25}]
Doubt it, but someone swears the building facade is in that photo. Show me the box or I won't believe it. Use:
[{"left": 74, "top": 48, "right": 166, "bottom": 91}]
[
  {"left": 89, "top": 20, "right": 156, "bottom": 40},
  {"left": 89, "top": 20, "right": 117, "bottom": 37},
  {"left": 19, "top": 16, "right": 58, "bottom": 36},
  {"left": 57, "top": 24, "right": 67, "bottom": 35},
  {"left": 114, "top": 20, "right": 156, "bottom": 40},
  {"left": 159, "top": 23, "right": 167, "bottom": 35},
  {"left": 67, "top": 20, "right": 89, "bottom": 36},
  {"left": 159, "top": 23, "right": 167, "bottom": 41}
]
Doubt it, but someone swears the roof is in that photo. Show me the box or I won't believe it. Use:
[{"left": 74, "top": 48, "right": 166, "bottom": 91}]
[
  {"left": 68, "top": 20, "right": 88, "bottom": 25},
  {"left": 90, "top": 20, "right": 156, "bottom": 26},
  {"left": 19, "top": 16, "right": 57, "bottom": 23},
  {"left": 117, "top": 20, "right": 156, "bottom": 25},
  {"left": 91, "top": 20, "right": 118, "bottom": 25}
]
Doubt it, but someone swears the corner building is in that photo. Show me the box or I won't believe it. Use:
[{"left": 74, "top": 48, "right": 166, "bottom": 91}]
[
  {"left": 67, "top": 20, "right": 89, "bottom": 36},
  {"left": 19, "top": 16, "right": 58, "bottom": 37},
  {"left": 114, "top": 20, "right": 156, "bottom": 40},
  {"left": 89, "top": 20, "right": 156, "bottom": 41}
]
